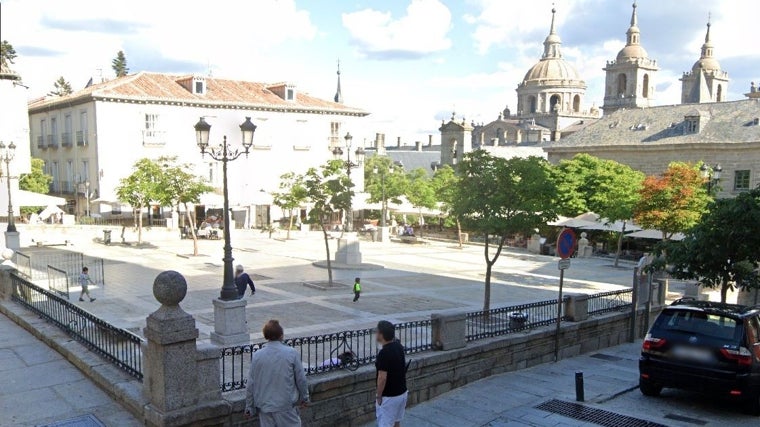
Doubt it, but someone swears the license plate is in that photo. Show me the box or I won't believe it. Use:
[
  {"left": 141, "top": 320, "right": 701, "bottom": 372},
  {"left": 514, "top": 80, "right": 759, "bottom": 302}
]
[{"left": 671, "top": 346, "right": 713, "bottom": 362}]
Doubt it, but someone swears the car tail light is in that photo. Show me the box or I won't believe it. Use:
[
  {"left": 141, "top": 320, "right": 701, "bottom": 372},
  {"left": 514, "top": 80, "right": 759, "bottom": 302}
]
[
  {"left": 720, "top": 347, "right": 752, "bottom": 367},
  {"left": 642, "top": 334, "right": 667, "bottom": 352}
]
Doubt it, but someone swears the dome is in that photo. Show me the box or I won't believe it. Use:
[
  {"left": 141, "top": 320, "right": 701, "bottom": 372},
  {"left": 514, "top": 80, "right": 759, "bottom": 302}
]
[
  {"left": 692, "top": 57, "right": 721, "bottom": 73},
  {"left": 523, "top": 58, "right": 582, "bottom": 83},
  {"left": 616, "top": 44, "right": 648, "bottom": 61}
]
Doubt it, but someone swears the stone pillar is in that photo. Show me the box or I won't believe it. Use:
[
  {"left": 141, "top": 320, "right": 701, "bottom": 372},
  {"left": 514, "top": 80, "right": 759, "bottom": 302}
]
[
  {"left": 210, "top": 298, "right": 249, "bottom": 346},
  {"left": 378, "top": 226, "right": 390, "bottom": 243},
  {"left": 564, "top": 294, "right": 589, "bottom": 322},
  {"left": 0, "top": 264, "right": 13, "bottom": 300},
  {"left": 334, "top": 236, "right": 362, "bottom": 265},
  {"left": 737, "top": 288, "right": 760, "bottom": 306},
  {"left": 431, "top": 312, "right": 466, "bottom": 350},
  {"left": 143, "top": 271, "right": 230, "bottom": 427},
  {"left": 4, "top": 231, "right": 19, "bottom": 250}
]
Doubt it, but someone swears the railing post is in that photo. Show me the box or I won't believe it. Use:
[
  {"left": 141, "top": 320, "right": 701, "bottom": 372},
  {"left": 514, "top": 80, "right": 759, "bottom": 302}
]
[
  {"left": 563, "top": 294, "right": 589, "bottom": 322},
  {"left": 143, "top": 270, "right": 229, "bottom": 426},
  {"left": 431, "top": 312, "right": 467, "bottom": 350},
  {"left": 0, "top": 265, "right": 13, "bottom": 300}
]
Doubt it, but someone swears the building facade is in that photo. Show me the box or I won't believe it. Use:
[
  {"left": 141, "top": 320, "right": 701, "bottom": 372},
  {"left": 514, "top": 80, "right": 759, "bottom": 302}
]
[
  {"left": 28, "top": 72, "right": 368, "bottom": 224},
  {"left": 0, "top": 62, "right": 32, "bottom": 218}
]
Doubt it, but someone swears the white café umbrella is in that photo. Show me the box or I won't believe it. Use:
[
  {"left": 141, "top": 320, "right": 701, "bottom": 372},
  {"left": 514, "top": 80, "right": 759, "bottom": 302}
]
[
  {"left": 38, "top": 204, "right": 65, "bottom": 221},
  {"left": 627, "top": 229, "right": 685, "bottom": 241}
]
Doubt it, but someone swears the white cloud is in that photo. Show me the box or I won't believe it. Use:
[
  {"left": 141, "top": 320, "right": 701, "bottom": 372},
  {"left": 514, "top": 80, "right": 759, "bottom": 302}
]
[{"left": 342, "top": 0, "right": 452, "bottom": 59}]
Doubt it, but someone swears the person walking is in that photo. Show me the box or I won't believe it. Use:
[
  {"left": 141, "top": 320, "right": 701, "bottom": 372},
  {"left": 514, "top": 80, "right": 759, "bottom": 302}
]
[
  {"left": 234, "top": 264, "right": 256, "bottom": 298},
  {"left": 353, "top": 277, "right": 362, "bottom": 302},
  {"left": 245, "top": 320, "right": 309, "bottom": 427},
  {"left": 78, "top": 266, "right": 96, "bottom": 302},
  {"left": 375, "top": 320, "right": 408, "bottom": 427}
]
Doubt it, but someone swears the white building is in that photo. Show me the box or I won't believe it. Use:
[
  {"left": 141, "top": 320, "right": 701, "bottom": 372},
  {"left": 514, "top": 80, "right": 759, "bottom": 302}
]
[
  {"left": 0, "top": 63, "right": 32, "bottom": 216},
  {"left": 28, "top": 71, "right": 368, "bottom": 226}
]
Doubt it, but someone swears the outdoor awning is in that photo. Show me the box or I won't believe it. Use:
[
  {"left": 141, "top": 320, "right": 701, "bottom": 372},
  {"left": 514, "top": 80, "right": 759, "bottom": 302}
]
[
  {"left": 15, "top": 190, "right": 66, "bottom": 207},
  {"left": 580, "top": 220, "right": 642, "bottom": 233},
  {"left": 627, "top": 229, "right": 685, "bottom": 241},
  {"left": 548, "top": 216, "right": 599, "bottom": 228}
]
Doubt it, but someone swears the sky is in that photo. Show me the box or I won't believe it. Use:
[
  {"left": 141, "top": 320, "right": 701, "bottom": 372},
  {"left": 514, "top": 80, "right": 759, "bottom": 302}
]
[{"left": 2, "top": 0, "right": 759, "bottom": 145}]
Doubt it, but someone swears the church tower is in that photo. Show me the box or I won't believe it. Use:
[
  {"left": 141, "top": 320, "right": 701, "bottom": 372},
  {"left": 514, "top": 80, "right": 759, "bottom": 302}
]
[
  {"left": 602, "top": 2, "right": 658, "bottom": 113},
  {"left": 680, "top": 18, "right": 729, "bottom": 104},
  {"left": 439, "top": 112, "right": 473, "bottom": 167},
  {"left": 334, "top": 61, "right": 343, "bottom": 104}
]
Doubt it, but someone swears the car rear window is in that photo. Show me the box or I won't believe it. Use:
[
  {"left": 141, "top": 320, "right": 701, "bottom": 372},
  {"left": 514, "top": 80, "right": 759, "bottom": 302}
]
[{"left": 654, "top": 309, "right": 743, "bottom": 344}]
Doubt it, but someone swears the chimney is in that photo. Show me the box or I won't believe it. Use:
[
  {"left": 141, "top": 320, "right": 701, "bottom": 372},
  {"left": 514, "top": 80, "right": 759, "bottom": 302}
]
[
  {"left": 376, "top": 133, "right": 386, "bottom": 155},
  {"left": 428, "top": 134, "right": 433, "bottom": 147},
  {"left": 415, "top": 141, "right": 422, "bottom": 151},
  {"left": 397, "top": 136, "right": 401, "bottom": 148}
]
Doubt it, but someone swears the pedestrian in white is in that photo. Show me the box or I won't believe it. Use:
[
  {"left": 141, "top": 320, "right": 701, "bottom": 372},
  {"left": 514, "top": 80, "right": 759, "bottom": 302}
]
[{"left": 78, "top": 266, "right": 96, "bottom": 302}]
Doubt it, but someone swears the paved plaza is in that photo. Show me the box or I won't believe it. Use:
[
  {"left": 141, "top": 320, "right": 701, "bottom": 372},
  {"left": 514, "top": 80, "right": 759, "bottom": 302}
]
[
  {"left": 14, "top": 227, "right": 635, "bottom": 341},
  {"left": 0, "top": 313, "right": 140, "bottom": 427},
  {"left": 378, "top": 342, "right": 758, "bottom": 427}
]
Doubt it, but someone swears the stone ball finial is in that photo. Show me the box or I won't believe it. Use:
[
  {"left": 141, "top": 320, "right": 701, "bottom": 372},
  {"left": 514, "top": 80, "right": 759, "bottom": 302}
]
[
  {"left": 1, "top": 248, "right": 13, "bottom": 261},
  {"left": 153, "top": 270, "right": 187, "bottom": 306}
]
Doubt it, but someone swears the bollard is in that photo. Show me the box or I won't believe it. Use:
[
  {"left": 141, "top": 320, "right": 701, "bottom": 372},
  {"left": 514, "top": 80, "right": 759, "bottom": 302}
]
[{"left": 575, "top": 371, "right": 584, "bottom": 402}]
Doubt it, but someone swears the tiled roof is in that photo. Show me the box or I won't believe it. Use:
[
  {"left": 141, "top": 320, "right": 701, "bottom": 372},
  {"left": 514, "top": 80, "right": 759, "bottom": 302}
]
[
  {"left": 366, "top": 149, "right": 441, "bottom": 176},
  {"left": 545, "top": 99, "right": 760, "bottom": 149},
  {"left": 28, "top": 72, "right": 368, "bottom": 116}
]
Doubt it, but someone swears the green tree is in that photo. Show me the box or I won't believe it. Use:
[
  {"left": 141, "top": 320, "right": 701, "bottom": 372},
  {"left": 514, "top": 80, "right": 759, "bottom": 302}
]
[
  {"left": 272, "top": 172, "right": 308, "bottom": 240},
  {"left": 304, "top": 160, "right": 353, "bottom": 285},
  {"left": 156, "top": 157, "right": 213, "bottom": 256},
  {"left": 1, "top": 40, "right": 17, "bottom": 67},
  {"left": 431, "top": 165, "right": 463, "bottom": 247},
  {"left": 19, "top": 158, "right": 53, "bottom": 216},
  {"left": 635, "top": 162, "right": 711, "bottom": 240},
  {"left": 115, "top": 159, "right": 163, "bottom": 244},
  {"left": 405, "top": 168, "right": 437, "bottom": 237},
  {"left": 554, "top": 153, "right": 645, "bottom": 266},
  {"left": 453, "top": 152, "right": 558, "bottom": 312},
  {"left": 664, "top": 188, "right": 760, "bottom": 303},
  {"left": 364, "top": 156, "right": 408, "bottom": 224},
  {"left": 112, "top": 50, "right": 129, "bottom": 77},
  {"left": 48, "top": 76, "right": 72, "bottom": 96}
]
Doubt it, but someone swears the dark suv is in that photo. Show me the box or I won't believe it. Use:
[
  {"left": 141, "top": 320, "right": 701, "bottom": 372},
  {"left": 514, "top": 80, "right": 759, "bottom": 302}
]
[{"left": 639, "top": 299, "right": 760, "bottom": 413}]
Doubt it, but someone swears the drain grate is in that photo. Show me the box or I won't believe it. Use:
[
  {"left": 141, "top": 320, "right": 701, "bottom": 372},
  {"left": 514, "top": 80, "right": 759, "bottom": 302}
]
[
  {"left": 39, "top": 414, "right": 106, "bottom": 427},
  {"left": 535, "top": 399, "right": 667, "bottom": 427},
  {"left": 664, "top": 414, "right": 708, "bottom": 425},
  {"left": 590, "top": 353, "right": 624, "bottom": 361}
]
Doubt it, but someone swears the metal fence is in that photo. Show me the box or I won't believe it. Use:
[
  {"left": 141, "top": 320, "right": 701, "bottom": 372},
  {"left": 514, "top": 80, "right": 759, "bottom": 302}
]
[
  {"left": 587, "top": 288, "right": 634, "bottom": 316},
  {"left": 466, "top": 299, "right": 561, "bottom": 342},
  {"left": 221, "top": 320, "right": 432, "bottom": 392},
  {"left": 76, "top": 216, "right": 167, "bottom": 227},
  {"left": 47, "top": 265, "right": 69, "bottom": 298},
  {"left": 15, "top": 250, "right": 105, "bottom": 292},
  {"left": 10, "top": 272, "right": 143, "bottom": 380},
  {"left": 14, "top": 252, "right": 31, "bottom": 278}
]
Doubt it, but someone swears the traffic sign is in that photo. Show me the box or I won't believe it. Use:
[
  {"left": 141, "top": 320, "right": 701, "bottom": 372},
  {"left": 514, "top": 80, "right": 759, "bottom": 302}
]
[
  {"left": 558, "top": 259, "right": 571, "bottom": 270},
  {"left": 556, "top": 228, "right": 577, "bottom": 259}
]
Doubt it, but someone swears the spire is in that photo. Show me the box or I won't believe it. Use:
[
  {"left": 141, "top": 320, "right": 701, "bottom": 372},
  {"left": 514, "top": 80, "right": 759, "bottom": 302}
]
[
  {"left": 626, "top": 1, "right": 641, "bottom": 46},
  {"left": 700, "top": 16, "right": 714, "bottom": 58},
  {"left": 333, "top": 60, "right": 343, "bottom": 104},
  {"left": 542, "top": 7, "right": 562, "bottom": 59}
]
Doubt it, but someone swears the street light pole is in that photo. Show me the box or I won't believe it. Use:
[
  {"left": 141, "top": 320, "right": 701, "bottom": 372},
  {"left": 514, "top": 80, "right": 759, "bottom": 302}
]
[
  {"left": 0, "top": 142, "right": 17, "bottom": 232},
  {"left": 194, "top": 117, "right": 256, "bottom": 301},
  {"left": 332, "top": 132, "right": 365, "bottom": 232},
  {"left": 700, "top": 163, "right": 723, "bottom": 194}
]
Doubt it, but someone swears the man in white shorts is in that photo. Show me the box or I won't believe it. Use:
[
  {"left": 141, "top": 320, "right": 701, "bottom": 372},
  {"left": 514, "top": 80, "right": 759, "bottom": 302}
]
[{"left": 375, "top": 320, "right": 408, "bottom": 427}]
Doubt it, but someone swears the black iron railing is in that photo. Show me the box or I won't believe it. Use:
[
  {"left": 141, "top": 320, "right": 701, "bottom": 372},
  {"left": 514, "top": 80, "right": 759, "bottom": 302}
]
[
  {"left": 466, "top": 299, "right": 561, "bottom": 341},
  {"left": 11, "top": 272, "right": 143, "bottom": 380},
  {"left": 587, "top": 289, "right": 633, "bottom": 316},
  {"left": 15, "top": 250, "right": 105, "bottom": 289},
  {"left": 221, "top": 320, "right": 432, "bottom": 392}
]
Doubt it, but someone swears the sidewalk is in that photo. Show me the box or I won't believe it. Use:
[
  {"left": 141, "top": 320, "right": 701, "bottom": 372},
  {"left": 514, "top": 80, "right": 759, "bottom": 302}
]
[{"left": 0, "top": 313, "right": 140, "bottom": 427}]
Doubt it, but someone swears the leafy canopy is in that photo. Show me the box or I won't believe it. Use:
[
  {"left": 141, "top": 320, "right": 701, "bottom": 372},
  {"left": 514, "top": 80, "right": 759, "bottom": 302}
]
[
  {"left": 112, "top": 50, "right": 129, "bottom": 77},
  {"left": 634, "top": 162, "right": 710, "bottom": 239},
  {"left": 19, "top": 158, "right": 52, "bottom": 194},
  {"left": 554, "top": 153, "right": 645, "bottom": 221},
  {"left": 405, "top": 168, "right": 437, "bottom": 211},
  {"left": 363, "top": 156, "right": 407, "bottom": 205},
  {"left": 115, "top": 158, "right": 163, "bottom": 209},
  {"left": 272, "top": 172, "right": 308, "bottom": 212},
  {"left": 49, "top": 76, "right": 72, "bottom": 97},
  {"left": 155, "top": 156, "right": 213, "bottom": 207},
  {"left": 304, "top": 160, "right": 353, "bottom": 225},
  {"left": 431, "top": 165, "right": 459, "bottom": 213},
  {"left": 1, "top": 40, "right": 17, "bottom": 67}
]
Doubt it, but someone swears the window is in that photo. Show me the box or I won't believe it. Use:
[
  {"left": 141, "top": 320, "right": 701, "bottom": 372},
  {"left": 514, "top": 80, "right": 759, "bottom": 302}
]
[
  {"left": 716, "top": 84, "right": 723, "bottom": 102},
  {"left": 63, "top": 114, "right": 72, "bottom": 146},
  {"left": 40, "top": 119, "right": 47, "bottom": 135},
  {"left": 286, "top": 88, "right": 295, "bottom": 101},
  {"left": 143, "top": 114, "right": 165, "bottom": 145},
  {"left": 642, "top": 74, "right": 650, "bottom": 98},
  {"left": 195, "top": 81, "right": 204, "bottom": 94},
  {"left": 78, "top": 111, "right": 88, "bottom": 145},
  {"left": 573, "top": 95, "right": 581, "bottom": 112},
  {"left": 734, "top": 170, "right": 751, "bottom": 191},
  {"left": 51, "top": 161, "right": 59, "bottom": 191},
  {"left": 528, "top": 96, "right": 537, "bottom": 114},
  {"left": 684, "top": 117, "right": 700, "bottom": 134},
  {"left": 81, "top": 160, "right": 89, "bottom": 183},
  {"left": 617, "top": 74, "right": 627, "bottom": 96},
  {"left": 549, "top": 94, "right": 560, "bottom": 111},
  {"left": 330, "top": 122, "right": 341, "bottom": 147},
  {"left": 66, "top": 160, "right": 73, "bottom": 189},
  {"left": 207, "top": 162, "right": 217, "bottom": 184},
  {"left": 50, "top": 118, "right": 58, "bottom": 145}
]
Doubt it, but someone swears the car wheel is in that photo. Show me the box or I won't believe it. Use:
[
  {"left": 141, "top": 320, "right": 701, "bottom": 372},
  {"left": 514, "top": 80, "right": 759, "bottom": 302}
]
[{"left": 639, "top": 379, "right": 662, "bottom": 397}]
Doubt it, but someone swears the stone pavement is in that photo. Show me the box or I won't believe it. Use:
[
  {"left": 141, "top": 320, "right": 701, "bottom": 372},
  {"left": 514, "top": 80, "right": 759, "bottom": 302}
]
[
  {"left": 0, "top": 313, "right": 140, "bottom": 427},
  {"left": 385, "top": 342, "right": 757, "bottom": 427},
  {"left": 13, "top": 227, "right": 637, "bottom": 342}
]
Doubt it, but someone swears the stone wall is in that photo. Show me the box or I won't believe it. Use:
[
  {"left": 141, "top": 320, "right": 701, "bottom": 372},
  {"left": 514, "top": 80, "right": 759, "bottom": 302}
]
[{"left": 222, "top": 308, "right": 656, "bottom": 427}]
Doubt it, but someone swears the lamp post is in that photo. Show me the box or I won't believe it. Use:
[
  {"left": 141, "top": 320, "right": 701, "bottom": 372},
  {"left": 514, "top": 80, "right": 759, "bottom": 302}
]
[
  {"left": 700, "top": 163, "right": 722, "bottom": 194},
  {"left": 194, "top": 117, "right": 256, "bottom": 301},
  {"left": 85, "top": 181, "right": 91, "bottom": 217},
  {"left": 0, "top": 141, "right": 17, "bottom": 232},
  {"left": 332, "top": 132, "right": 365, "bottom": 232}
]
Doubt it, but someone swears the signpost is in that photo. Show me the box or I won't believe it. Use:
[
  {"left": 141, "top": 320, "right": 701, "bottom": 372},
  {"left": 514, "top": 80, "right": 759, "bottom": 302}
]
[{"left": 555, "top": 228, "right": 576, "bottom": 362}]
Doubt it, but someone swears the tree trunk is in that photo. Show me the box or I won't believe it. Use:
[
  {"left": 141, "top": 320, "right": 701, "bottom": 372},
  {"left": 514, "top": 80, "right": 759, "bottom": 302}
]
[
  {"left": 287, "top": 209, "right": 294, "bottom": 240},
  {"left": 456, "top": 218, "right": 463, "bottom": 248},
  {"left": 483, "top": 234, "right": 507, "bottom": 313},
  {"left": 184, "top": 202, "right": 199, "bottom": 256},
  {"left": 418, "top": 208, "right": 424, "bottom": 238},
  {"left": 137, "top": 208, "right": 143, "bottom": 244},
  {"left": 721, "top": 281, "right": 729, "bottom": 303},
  {"left": 322, "top": 225, "right": 333, "bottom": 285},
  {"left": 613, "top": 221, "right": 626, "bottom": 267}
]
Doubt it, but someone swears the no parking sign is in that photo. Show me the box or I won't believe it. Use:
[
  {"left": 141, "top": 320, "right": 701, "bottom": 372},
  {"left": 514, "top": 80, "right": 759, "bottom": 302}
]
[{"left": 556, "top": 228, "right": 577, "bottom": 260}]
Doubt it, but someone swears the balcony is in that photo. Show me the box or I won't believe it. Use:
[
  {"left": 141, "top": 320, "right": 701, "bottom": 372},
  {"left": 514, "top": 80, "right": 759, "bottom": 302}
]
[
  {"left": 58, "top": 181, "right": 74, "bottom": 193},
  {"left": 142, "top": 130, "right": 166, "bottom": 146},
  {"left": 47, "top": 134, "right": 59, "bottom": 149},
  {"left": 61, "top": 132, "right": 73, "bottom": 147},
  {"left": 76, "top": 130, "right": 87, "bottom": 146},
  {"left": 37, "top": 136, "right": 46, "bottom": 150}
]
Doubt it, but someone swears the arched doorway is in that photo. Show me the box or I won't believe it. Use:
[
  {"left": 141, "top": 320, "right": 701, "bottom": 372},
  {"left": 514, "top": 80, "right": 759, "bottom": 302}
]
[
  {"left": 528, "top": 96, "right": 537, "bottom": 113},
  {"left": 716, "top": 84, "right": 723, "bottom": 102},
  {"left": 550, "top": 94, "right": 561, "bottom": 111},
  {"left": 573, "top": 95, "right": 581, "bottom": 112},
  {"left": 617, "top": 74, "right": 627, "bottom": 96},
  {"left": 642, "top": 74, "right": 649, "bottom": 98}
]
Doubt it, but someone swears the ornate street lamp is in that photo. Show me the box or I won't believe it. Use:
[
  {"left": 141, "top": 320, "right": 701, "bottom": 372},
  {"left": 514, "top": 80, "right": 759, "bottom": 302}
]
[
  {"left": 193, "top": 117, "right": 256, "bottom": 301},
  {"left": 0, "top": 141, "right": 17, "bottom": 232},
  {"left": 333, "top": 132, "right": 364, "bottom": 231},
  {"left": 700, "top": 163, "right": 722, "bottom": 193}
]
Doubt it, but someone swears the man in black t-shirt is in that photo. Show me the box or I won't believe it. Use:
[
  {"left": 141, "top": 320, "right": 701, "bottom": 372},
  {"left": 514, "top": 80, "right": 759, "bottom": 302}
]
[{"left": 375, "top": 320, "right": 408, "bottom": 427}]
